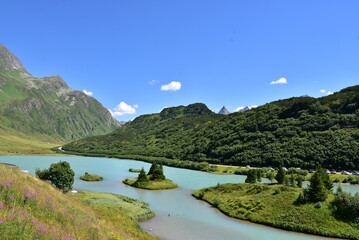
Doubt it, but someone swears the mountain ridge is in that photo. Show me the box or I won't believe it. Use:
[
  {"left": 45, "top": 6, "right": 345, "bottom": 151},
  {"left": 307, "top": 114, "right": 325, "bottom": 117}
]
[
  {"left": 64, "top": 85, "right": 359, "bottom": 170},
  {"left": 0, "top": 44, "right": 120, "bottom": 153}
]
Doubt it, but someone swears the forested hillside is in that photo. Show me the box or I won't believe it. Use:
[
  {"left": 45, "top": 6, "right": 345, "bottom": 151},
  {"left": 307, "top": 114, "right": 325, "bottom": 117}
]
[{"left": 64, "top": 87, "right": 359, "bottom": 170}]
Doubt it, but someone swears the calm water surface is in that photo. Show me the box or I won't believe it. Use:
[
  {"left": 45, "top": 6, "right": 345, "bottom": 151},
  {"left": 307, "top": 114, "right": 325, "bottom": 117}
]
[{"left": 1, "top": 155, "right": 354, "bottom": 240}]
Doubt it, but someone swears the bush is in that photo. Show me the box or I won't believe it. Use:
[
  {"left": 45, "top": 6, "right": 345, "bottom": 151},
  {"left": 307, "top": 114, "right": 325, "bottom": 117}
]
[
  {"left": 331, "top": 191, "right": 359, "bottom": 222},
  {"left": 36, "top": 161, "right": 74, "bottom": 192}
]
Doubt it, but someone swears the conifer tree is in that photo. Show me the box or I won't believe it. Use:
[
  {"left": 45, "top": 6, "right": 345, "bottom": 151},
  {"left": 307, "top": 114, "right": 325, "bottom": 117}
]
[
  {"left": 245, "top": 169, "right": 257, "bottom": 183},
  {"left": 275, "top": 167, "right": 286, "bottom": 184},
  {"left": 148, "top": 162, "right": 158, "bottom": 175},
  {"left": 307, "top": 167, "right": 328, "bottom": 202},
  {"left": 136, "top": 167, "right": 149, "bottom": 183}
]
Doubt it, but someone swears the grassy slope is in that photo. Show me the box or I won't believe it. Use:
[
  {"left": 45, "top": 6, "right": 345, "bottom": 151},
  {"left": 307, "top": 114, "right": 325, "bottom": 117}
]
[
  {"left": 193, "top": 183, "right": 359, "bottom": 240},
  {"left": 123, "top": 178, "right": 178, "bottom": 190},
  {"left": 0, "top": 128, "right": 61, "bottom": 155},
  {"left": 0, "top": 164, "right": 157, "bottom": 240},
  {"left": 0, "top": 69, "right": 119, "bottom": 155}
]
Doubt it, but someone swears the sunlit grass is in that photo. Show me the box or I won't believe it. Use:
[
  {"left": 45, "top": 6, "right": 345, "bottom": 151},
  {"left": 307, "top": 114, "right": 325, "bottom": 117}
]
[
  {"left": 0, "top": 128, "right": 61, "bottom": 155},
  {"left": 0, "top": 164, "right": 157, "bottom": 240},
  {"left": 193, "top": 183, "right": 359, "bottom": 239},
  {"left": 123, "top": 178, "right": 178, "bottom": 190}
]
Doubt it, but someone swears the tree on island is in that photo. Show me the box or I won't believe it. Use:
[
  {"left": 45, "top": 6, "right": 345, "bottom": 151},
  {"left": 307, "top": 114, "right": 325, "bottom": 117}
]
[
  {"left": 245, "top": 169, "right": 262, "bottom": 183},
  {"left": 134, "top": 168, "right": 149, "bottom": 187},
  {"left": 36, "top": 161, "right": 74, "bottom": 192},
  {"left": 306, "top": 166, "right": 333, "bottom": 202},
  {"left": 148, "top": 162, "right": 159, "bottom": 175},
  {"left": 275, "top": 167, "right": 286, "bottom": 184},
  {"left": 149, "top": 163, "right": 166, "bottom": 181}
]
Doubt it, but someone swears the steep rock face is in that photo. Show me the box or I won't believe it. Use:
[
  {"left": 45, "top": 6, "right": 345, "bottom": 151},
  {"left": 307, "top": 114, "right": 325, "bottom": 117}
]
[
  {"left": 0, "top": 44, "right": 120, "bottom": 142},
  {"left": 218, "top": 106, "right": 230, "bottom": 115},
  {"left": 0, "top": 44, "right": 27, "bottom": 73}
]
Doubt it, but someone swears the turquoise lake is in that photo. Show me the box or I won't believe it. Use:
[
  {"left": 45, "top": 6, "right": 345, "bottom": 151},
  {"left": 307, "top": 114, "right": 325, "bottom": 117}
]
[{"left": 0, "top": 155, "right": 354, "bottom": 240}]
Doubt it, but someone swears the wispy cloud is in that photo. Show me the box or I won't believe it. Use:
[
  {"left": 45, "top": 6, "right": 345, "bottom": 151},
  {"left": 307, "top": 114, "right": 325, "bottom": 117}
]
[
  {"left": 161, "top": 81, "right": 182, "bottom": 91},
  {"left": 270, "top": 77, "right": 287, "bottom": 85},
  {"left": 320, "top": 89, "right": 326, "bottom": 93},
  {"left": 149, "top": 80, "right": 159, "bottom": 85},
  {"left": 109, "top": 102, "right": 137, "bottom": 117},
  {"left": 83, "top": 89, "right": 93, "bottom": 96}
]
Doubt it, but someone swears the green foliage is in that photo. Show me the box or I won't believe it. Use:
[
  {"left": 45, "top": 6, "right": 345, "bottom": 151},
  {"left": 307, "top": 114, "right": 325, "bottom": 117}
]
[
  {"left": 64, "top": 86, "right": 359, "bottom": 170},
  {"left": 331, "top": 191, "right": 359, "bottom": 222},
  {"left": 149, "top": 163, "right": 166, "bottom": 181},
  {"left": 245, "top": 169, "right": 262, "bottom": 183},
  {"left": 148, "top": 162, "right": 159, "bottom": 175},
  {"left": 80, "top": 173, "right": 103, "bottom": 181},
  {"left": 306, "top": 167, "right": 332, "bottom": 202},
  {"left": 124, "top": 178, "right": 177, "bottom": 190},
  {"left": 193, "top": 183, "right": 359, "bottom": 239},
  {"left": 36, "top": 161, "right": 74, "bottom": 192},
  {"left": 136, "top": 167, "right": 149, "bottom": 184},
  {"left": 275, "top": 167, "right": 286, "bottom": 184}
]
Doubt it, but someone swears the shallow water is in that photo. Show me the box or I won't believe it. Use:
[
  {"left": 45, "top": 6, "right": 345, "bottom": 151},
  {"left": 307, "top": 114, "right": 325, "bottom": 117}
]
[{"left": 0, "top": 155, "right": 352, "bottom": 240}]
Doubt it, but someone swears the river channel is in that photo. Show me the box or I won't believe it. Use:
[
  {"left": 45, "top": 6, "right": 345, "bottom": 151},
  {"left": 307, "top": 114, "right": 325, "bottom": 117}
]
[{"left": 0, "top": 155, "right": 353, "bottom": 240}]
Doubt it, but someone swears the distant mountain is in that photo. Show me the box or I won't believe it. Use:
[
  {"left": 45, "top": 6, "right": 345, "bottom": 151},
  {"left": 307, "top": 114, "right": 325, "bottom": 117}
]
[
  {"left": 0, "top": 44, "right": 120, "bottom": 152},
  {"left": 237, "top": 106, "right": 250, "bottom": 113},
  {"left": 218, "top": 106, "right": 230, "bottom": 115},
  {"left": 64, "top": 86, "right": 359, "bottom": 170}
]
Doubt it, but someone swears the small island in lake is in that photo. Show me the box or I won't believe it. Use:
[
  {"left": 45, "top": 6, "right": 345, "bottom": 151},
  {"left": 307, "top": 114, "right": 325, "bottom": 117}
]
[
  {"left": 123, "top": 163, "right": 178, "bottom": 190},
  {"left": 80, "top": 172, "right": 104, "bottom": 181}
]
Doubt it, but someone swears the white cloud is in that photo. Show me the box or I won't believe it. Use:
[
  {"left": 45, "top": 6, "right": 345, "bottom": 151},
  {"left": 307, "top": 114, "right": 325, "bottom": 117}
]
[
  {"left": 319, "top": 89, "right": 333, "bottom": 95},
  {"left": 149, "top": 80, "right": 159, "bottom": 85},
  {"left": 161, "top": 81, "right": 182, "bottom": 91},
  {"left": 109, "top": 102, "right": 137, "bottom": 117},
  {"left": 235, "top": 105, "right": 258, "bottom": 112},
  {"left": 83, "top": 89, "right": 93, "bottom": 96},
  {"left": 270, "top": 77, "right": 287, "bottom": 85},
  {"left": 235, "top": 106, "right": 246, "bottom": 112}
]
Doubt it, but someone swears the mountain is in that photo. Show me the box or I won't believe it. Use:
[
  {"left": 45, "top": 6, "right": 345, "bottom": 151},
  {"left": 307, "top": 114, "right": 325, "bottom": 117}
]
[
  {"left": 64, "top": 86, "right": 359, "bottom": 170},
  {"left": 218, "top": 106, "right": 230, "bottom": 115},
  {"left": 237, "top": 106, "right": 250, "bottom": 113},
  {"left": 0, "top": 44, "right": 120, "bottom": 153}
]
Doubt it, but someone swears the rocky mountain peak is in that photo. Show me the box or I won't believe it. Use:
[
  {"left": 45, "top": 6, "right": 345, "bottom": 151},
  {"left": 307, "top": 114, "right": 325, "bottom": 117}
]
[
  {"left": 218, "top": 106, "right": 230, "bottom": 115},
  {"left": 0, "top": 44, "right": 27, "bottom": 73}
]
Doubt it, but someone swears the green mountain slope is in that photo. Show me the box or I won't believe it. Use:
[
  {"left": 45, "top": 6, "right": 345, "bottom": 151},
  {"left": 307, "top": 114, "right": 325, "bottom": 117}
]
[
  {"left": 64, "top": 87, "right": 359, "bottom": 170},
  {"left": 0, "top": 44, "right": 120, "bottom": 153}
]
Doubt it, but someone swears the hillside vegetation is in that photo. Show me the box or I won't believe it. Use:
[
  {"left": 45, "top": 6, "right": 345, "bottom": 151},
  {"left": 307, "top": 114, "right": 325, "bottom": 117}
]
[
  {"left": 64, "top": 85, "right": 359, "bottom": 170},
  {"left": 0, "top": 164, "right": 156, "bottom": 240},
  {"left": 192, "top": 183, "right": 359, "bottom": 239}
]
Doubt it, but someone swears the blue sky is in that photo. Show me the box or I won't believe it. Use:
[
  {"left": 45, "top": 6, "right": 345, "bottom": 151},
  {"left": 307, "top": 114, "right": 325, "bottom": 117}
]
[{"left": 1, "top": 0, "right": 359, "bottom": 121}]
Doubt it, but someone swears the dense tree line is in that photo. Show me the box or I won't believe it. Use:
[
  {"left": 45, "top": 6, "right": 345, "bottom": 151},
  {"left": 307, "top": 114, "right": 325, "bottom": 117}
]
[{"left": 63, "top": 86, "right": 359, "bottom": 170}]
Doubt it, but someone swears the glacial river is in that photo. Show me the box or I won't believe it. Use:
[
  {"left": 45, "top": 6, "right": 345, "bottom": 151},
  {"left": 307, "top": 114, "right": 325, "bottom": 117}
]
[{"left": 0, "top": 155, "right": 354, "bottom": 240}]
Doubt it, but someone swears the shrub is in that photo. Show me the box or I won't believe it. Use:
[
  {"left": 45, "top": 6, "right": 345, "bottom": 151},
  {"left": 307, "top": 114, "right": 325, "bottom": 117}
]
[
  {"left": 331, "top": 191, "right": 359, "bottom": 222},
  {"left": 36, "top": 161, "right": 74, "bottom": 192}
]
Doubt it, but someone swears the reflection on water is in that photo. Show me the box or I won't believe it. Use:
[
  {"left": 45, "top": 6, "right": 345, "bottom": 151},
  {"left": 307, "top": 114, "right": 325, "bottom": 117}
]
[{"left": 0, "top": 155, "right": 349, "bottom": 240}]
